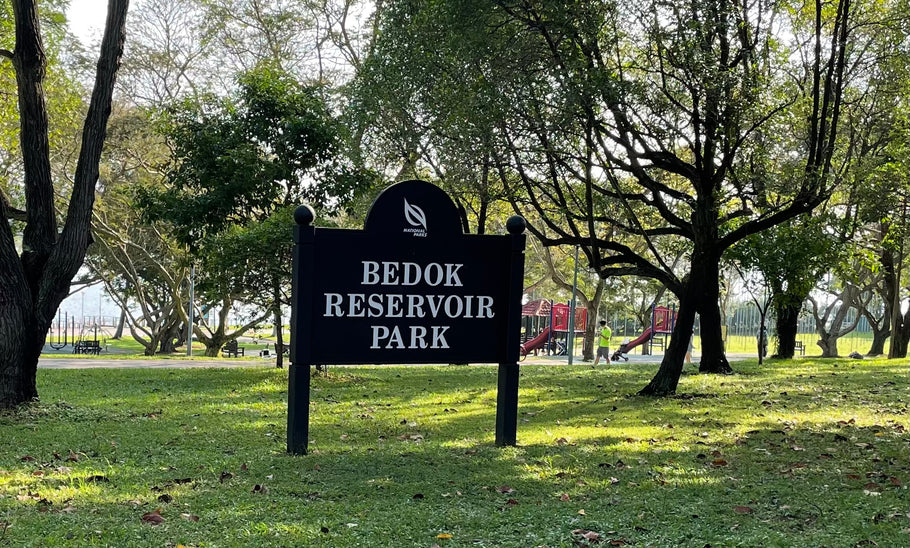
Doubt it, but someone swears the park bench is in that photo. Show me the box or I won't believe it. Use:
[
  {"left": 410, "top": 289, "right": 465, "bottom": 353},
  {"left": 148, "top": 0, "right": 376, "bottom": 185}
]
[
  {"left": 794, "top": 340, "right": 805, "bottom": 356},
  {"left": 73, "top": 340, "right": 101, "bottom": 355},
  {"left": 223, "top": 340, "right": 245, "bottom": 358},
  {"left": 258, "top": 343, "right": 290, "bottom": 358},
  {"left": 649, "top": 336, "right": 665, "bottom": 352}
]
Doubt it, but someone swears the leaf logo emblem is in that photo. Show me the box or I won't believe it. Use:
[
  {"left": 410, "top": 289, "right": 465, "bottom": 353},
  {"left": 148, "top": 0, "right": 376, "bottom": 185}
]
[{"left": 404, "top": 198, "right": 428, "bottom": 231}]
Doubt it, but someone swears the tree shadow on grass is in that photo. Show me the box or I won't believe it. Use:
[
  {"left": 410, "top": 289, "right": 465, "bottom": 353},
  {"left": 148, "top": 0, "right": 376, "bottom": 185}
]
[{"left": 2, "top": 361, "right": 906, "bottom": 546}]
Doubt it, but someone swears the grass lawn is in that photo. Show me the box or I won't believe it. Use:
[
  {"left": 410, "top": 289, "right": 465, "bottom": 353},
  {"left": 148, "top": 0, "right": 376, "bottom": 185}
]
[{"left": 1, "top": 358, "right": 907, "bottom": 547}]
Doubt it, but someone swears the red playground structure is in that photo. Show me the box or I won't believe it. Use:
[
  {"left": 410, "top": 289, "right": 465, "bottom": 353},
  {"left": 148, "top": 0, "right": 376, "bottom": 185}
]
[
  {"left": 519, "top": 299, "right": 587, "bottom": 357},
  {"left": 611, "top": 305, "right": 676, "bottom": 361}
]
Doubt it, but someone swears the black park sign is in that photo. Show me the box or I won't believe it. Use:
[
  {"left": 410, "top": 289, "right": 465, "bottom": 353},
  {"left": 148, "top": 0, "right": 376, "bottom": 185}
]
[{"left": 288, "top": 180, "right": 526, "bottom": 454}]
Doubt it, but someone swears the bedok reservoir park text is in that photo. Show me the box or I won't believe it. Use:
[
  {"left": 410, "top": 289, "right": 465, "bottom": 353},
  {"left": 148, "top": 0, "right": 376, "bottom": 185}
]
[{"left": 322, "top": 260, "right": 496, "bottom": 350}]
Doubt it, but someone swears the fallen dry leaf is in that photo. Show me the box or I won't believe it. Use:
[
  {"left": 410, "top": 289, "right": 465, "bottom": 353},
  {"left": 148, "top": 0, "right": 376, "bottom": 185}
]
[
  {"left": 733, "top": 505, "right": 754, "bottom": 514},
  {"left": 141, "top": 508, "right": 165, "bottom": 525},
  {"left": 180, "top": 513, "right": 200, "bottom": 522},
  {"left": 560, "top": 493, "right": 571, "bottom": 502},
  {"left": 496, "top": 486, "right": 515, "bottom": 494},
  {"left": 571, "top": 529, "right": 601, "bottom": 543}
]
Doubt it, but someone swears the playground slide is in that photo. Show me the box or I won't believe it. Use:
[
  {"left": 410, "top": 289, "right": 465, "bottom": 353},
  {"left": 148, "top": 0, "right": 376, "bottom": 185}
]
[
  {"left": 622, "top": 327, "right": 653, "bottom": 353},
  {"left": 520, "top": 327, "right": 552, "bottom": 356}
]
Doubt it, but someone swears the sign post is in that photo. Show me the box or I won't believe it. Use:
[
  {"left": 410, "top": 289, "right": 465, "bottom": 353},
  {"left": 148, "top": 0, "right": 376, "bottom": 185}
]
[
  {"left": 288, "top": 204, "right": 315, "bottom": 455},
  {"left": 288, "top": 180, "right": 525, "bottom": 454}
]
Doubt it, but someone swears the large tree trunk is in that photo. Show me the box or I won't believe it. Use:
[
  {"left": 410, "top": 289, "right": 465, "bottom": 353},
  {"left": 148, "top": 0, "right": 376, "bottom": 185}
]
[
  {"left": 157, "top": 317, "right": 181, "bottom": 354},
  {"left": 0, "top": 0, "right": 129, "bottom": 409},
  {"left": 866, "top": 311, "right": 890, "bottom": 356},
  {"left": 890, "top": 308, "right": 910, "bottom": 359},
  {"left": 582, "top": 298, "right": 597, "bottom": 361},
  {"left": 883, "top": 236, "right": 909, "bottom": 359},
  {"left": 112, "top": 307, "right": 126, "bottom": 339},
  {"left": 811, "top": 286, "right": 864, "bottom": 358},
  {"left": 639, "top": 291, "right": 697, "bottom": 396},
  {"left": 580, "top": 279, "right": 604, "bottom": 362},
  {"left": 816, "top": 335, "right": 839, "bottom": 358},
  {"left": 773, "top": 297, "right": 803, "bottom": 358},
  {"left": 697, "top": 262, "right": 732, "bottom": 374},
  {"left": 640, "top": 252, "right": 729, "bottom": 395},
  {"left": 0, "top": 292, "right": 43, "bottom": 405}
]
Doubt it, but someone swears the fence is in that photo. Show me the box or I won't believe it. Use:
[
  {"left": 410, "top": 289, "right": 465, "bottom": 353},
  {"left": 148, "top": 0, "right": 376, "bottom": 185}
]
[
  {"left": 46, "top": 314, "right": 119, "bottom": 349},
  {"left": 600, "top": 301, "right": 887, "bottom": 357}
]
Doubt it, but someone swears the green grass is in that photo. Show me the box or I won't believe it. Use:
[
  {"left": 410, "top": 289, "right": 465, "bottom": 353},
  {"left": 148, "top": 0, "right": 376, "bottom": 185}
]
[{"left": 1, "top": 358, "right": 907, "bottom": 547}]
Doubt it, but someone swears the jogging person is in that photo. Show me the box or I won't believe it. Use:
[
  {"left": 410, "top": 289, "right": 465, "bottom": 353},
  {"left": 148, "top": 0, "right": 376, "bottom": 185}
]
[{"left": 592, "top": 320, "right": 612, "bottom": 367}]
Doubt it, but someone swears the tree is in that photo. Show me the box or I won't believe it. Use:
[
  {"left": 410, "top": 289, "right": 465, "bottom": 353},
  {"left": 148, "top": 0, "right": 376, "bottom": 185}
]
[
  {"left": 357, "top": 0, "right": 856, "bottom": 395},
  {"left": 2, "top": 0, "right": 88, "bottom": 228},
  {"left": 117, "top": 0, "right": 215, "bottom": 105},
  {"left": 0, "top": 0, "right": 129, "bottom": 409},
  {"left": 77, "top": 102, "right": 198, "bottom": 356},
  {"left": 139, "top": 64, "right": 372, "bottom": 361},
  {"left": 807, "top": 270, "right": 873, "bottom": 357},
  {"left": 731, "top": 217, "right": 840, "bottom": 358}
]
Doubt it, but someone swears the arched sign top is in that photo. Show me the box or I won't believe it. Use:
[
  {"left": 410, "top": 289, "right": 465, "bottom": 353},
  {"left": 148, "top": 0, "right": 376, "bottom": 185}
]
[{"left": 363, "top": 180, "right": 465, "bottom": 238}]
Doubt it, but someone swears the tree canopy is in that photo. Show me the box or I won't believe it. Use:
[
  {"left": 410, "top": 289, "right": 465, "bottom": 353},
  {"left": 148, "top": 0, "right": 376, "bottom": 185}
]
[{"left": 353, "top": 0, "right": 862, "bottom": 393}]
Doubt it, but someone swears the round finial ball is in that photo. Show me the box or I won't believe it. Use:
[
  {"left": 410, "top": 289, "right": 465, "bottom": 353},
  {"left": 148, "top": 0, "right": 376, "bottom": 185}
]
[
  {"left": 294, "top": 204, "right": 315, "bottom": 225},
  {"left": 506, "top": 215, "right": 526, "bottom": 235}
]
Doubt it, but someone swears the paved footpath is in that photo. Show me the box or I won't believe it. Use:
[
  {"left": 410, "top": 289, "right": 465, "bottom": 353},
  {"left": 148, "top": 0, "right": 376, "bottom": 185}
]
[
  {"left": 38, "top": 338, "right": 754, "bottom": 369},
  {"left": 37, "top": 357, "right": 277, "bottom": 369},
  {"left": 37, "top": 353, "right": 752, "bottom": 369}
]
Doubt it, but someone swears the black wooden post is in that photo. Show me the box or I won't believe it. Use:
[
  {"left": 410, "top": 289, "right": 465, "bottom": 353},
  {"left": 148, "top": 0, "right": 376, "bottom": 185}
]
[
  {"left": 495, "top": 215, "right": 526, "bottom": 446},
  {"left": 288, "top": 205, "right": 315, "bottom": 455}
]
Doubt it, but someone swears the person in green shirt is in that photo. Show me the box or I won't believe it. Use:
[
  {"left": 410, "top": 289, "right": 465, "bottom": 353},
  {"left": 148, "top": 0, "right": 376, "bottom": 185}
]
[{"left": 593, "top": 320, "right": 612, "bottom": 367}]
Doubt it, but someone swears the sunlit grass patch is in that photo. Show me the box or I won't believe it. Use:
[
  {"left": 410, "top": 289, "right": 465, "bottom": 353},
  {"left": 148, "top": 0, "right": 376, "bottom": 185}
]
[{"left": 0, "top": 358, "right": 906, "bottom": 547}]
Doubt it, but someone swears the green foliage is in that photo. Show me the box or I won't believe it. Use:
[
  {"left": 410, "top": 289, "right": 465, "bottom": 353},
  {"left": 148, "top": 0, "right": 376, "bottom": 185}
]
[
  {"left": 139, "top": 63, "right": 371, "bottom": 247},
  {"left": 730, "top": 217, "right": 841, "bottom": 309},
  {"left": 0, "top": 358, "right": 906, "bottom": 546},
  {"left": 135, "top": 64, "right": 377, "bottom": 328},
  {"left": 1, "top": 0, "right": 88, "bottom": 211},
  {"left": 194, "top": 205, "right": 295, "bottom": 304}
]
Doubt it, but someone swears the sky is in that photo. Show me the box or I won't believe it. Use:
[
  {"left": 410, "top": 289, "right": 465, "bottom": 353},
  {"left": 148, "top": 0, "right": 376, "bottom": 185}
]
[{"left": 67, "top": 0, "right": 108, "bottom": 45}]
